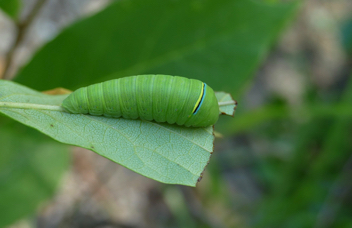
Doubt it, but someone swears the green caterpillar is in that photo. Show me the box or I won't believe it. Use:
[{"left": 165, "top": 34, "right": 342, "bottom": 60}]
[{"left": 62, "top": 75, "right": 219, "bottom": 127}]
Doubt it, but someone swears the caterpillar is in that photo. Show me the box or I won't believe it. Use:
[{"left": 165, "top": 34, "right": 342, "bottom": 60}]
[{"left": 62, "top": 75, "right": 219, "bottom": 127}]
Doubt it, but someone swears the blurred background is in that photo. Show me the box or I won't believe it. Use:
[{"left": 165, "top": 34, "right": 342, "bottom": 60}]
[{"left": 0, "top": 0, "right": 352, "bottom": 227}]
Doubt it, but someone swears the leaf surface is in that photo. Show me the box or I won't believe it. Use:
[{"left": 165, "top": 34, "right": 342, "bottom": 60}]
[
  {"left": 0, "top": 80, "right": 217, "bottom": 186},
  {"left": 216, "top": 91, "right": 237, "bottom": 116}
]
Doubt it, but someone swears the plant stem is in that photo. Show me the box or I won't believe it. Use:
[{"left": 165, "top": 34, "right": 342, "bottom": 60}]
[
  {"left": 0, "top": 102, "right": 65, "bottom": 112},
  {"left": 218, "top": 100, "right": 237, "bottom": 106},
  {"left": 2, "top": 0, "right": 48, "bottom": 79}
]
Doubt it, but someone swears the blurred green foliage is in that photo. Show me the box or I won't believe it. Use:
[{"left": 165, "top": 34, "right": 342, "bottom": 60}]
[
  {"left": 0, "top": 117, "right": 70, "bottom": 227},
  {"left": 251, "top": 76, "right": 352, "bottom": 228},
  {"left": 14, "top": 0, "right": 297, "bottom": 99},
  {"left": 0, "top": 0, "right": 21, "bottom": 19}
]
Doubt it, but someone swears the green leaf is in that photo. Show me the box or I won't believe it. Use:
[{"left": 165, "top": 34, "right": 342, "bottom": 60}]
[
  {"left": 0, "top": 118, "right": 70, "bottom": 227},
  {"left": 14, "top": 0, "right": 298, "bottom": 98},
  {"left": 216, "top": 91, "right": 237, "bottom": 116},
  {"left": 0, "top": 0, "right": 21, "bottom": 19},
  {"left": 0, "top": 80, "right": 216, "bottom": 186}
]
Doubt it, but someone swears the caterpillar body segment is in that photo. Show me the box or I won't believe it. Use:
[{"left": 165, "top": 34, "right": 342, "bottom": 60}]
[{"left": 62, "top": 75, "right": 219, "bottom": 127}]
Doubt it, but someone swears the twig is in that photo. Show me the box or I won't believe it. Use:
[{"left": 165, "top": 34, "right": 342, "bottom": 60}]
[{"left": 2, "top": 0, "right": 48, "bottom": 80}]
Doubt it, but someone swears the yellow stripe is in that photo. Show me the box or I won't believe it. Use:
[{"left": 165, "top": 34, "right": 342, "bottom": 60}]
[{"left": 191, "top": 83, "right": 205, "bottom": 114}]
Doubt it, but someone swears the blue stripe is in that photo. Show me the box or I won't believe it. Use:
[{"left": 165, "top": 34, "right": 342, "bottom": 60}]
[{"left": 193, "top": 83, "right": 206, "bottom": 115}]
